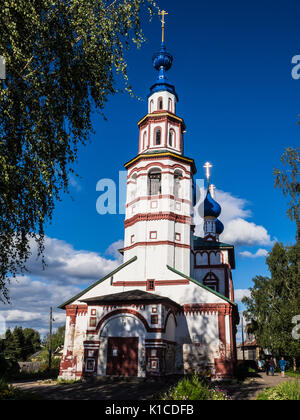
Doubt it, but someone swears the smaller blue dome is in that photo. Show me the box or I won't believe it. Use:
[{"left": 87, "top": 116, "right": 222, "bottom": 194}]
[
  {"left": 215, "top": 219, "right": 224, "bottom": 235},
  {"left": 204, "top": 190, "right": 221, "bottom": 218}
]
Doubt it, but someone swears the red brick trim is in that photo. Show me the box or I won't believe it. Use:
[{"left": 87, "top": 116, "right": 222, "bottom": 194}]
[
  {"left": 112, "top": 279, "right": 189, "bottom": 287},
  {"left": 123, "top": 240, "right": 190, "bottom": 252},
  {"left": 112, "top": 281, "right": 147, "bottom": 287},
  {"left": 66, "top": 305, "right": 88, "bottom": 325},
  {"left": 183, "top": 303, "right": 232, "bottom": 315},
  {"left": 127, "top": 161, "right": 191, "bottom": 179},
  {"left": 155, "top": 279, "right": 190, "bottom": 286},
  {"left": 126, "top": 195, "right": 192, "bottom": 208},
  {"left": 125, "top": 212, "right": 191, "bottom": 228},
  {"left": 218, "top": 311, "right": 226, "bottom": 349},
  {"left": 92, "top": 309, "right": 165, "bottom": 334}
]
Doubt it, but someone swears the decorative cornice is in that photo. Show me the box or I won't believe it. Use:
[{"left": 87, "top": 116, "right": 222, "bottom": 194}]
[
  {"left": 124, "top": 152, "right": 197, "bottom": 175},
  {"left": 124, "top": 240, "right": 190, "bottom": 252},
  {"left": 137, "top": 112, "right": 185, "bottom": 129},
  {"left": 125, "top": 212, "right": 191, "bottom": 228},
  {"left": 126, "top": 194, "right": 192, "bottom": 208},
  {"left": 183, "top": 303, "right": 233, "bottom": 315}
]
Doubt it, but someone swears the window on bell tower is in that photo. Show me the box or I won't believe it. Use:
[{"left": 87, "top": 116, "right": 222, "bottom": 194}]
[
  {"left": 169, "top": 129, "right": 175, "bottom": 147},
  {"left": 150, "top": 99, "right": 154, "bottom": 113},
  {"left": 158, "top": 97, "right": 163, "bottom": 110},
  {"left": 155, "top": 128, "right": 161, "bottom": 146},
  {"left": 143, "top": 131, "right": 147, "bottom": 150},
  {"left": 148, "top": 169, "right": 162, "bottom": 196},
  {"left": 174, "top": 170, "right": 182, "bottom": 198}
]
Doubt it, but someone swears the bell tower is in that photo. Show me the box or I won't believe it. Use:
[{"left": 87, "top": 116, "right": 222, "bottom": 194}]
[{"left": 122, "top": 13, "right": 197, "bottom": 284}]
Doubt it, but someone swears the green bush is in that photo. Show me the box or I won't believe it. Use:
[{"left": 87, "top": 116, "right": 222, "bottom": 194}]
[
  {"left": 0, "top": 378, "right": 40, "bottom": 400},
  {"left": 10, "top": 368, "right": 59, "bottom": 381},
  {"left": 0, "top": 356, "right": 20, "bottom": 379},
  {"left": 285, "top": 370, "right": 300, "bottom": 379},
  {"left": 256, "top": 381, "right": 300, "bottom": 400},
  {"left": 160, "top": 374, "right": 231, "bottom": 400}
]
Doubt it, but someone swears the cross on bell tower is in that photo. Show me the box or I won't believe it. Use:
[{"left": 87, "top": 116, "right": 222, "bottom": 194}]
[{"left": 158, "top": 10, "right": 168, "bottom": 43}]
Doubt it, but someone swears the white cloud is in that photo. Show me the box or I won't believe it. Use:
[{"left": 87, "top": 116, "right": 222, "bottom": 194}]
[
  {"left": 194, "top": 188, "right": 273, "bottom": 247},
  {"left": 105, "top": 240, "right": 124, "bottom": 263},
  {"left": 235, "top": 289, "right": 251, "bottom": 302},
  {"left": 3, "top": 310, "right": 43, "bottom": 322},
  {"left": 239, "top": 248, "right": 269, "bottom": 258},
  {"left": 1, "top": 237, "right": 123, "bottom": 336},
  {"left": 26, "top": 236, "right": 119, "bottom": 285},
  {"left": 222, "top": 219, "right": 273, "bottom": 246}
]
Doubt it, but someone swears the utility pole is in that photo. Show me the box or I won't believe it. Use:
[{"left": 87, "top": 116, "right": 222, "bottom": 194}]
[
  {"left": 241, "top": 314, "right": 245, "bottom": 362},
  {"left": 48, "top": 307, "right": 53, "bottom": 370}
]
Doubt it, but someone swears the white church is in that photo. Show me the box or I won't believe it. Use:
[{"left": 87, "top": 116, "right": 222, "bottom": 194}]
[{"left": 58, "top": 16, "right": 239, "bottom": 380}]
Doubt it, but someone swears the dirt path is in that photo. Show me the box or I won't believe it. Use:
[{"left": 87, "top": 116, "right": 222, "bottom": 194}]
[
  {"left": 227, "top": 372, "right": 296, "bottom": 400},
  {"left": 11, "top": 373, "right": 297, "bottom": 400},
  {"left": 11, "top": 377, "right": 173, "bottom": 400}
]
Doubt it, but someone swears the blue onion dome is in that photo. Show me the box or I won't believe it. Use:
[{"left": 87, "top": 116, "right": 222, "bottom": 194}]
[
  {"left": 203, "top": 190, "right": 221, "bottom": 218},
  {"left": 215, "top": 219, "right": 224, "bottom": 235},
  {"left": 149, "top": 42, "right": 178, "bottom": 99},
  {"left": 152, "top": 42, "right": 173, "bottom": 71}
]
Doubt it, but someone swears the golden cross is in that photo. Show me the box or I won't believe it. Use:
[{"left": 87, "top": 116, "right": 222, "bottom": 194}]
[
  {"left": 203, "top": 162, "right": 213, "bottom": 183},
  {"left": 158, "top": 10, "right": 168, "bottom": 43}
]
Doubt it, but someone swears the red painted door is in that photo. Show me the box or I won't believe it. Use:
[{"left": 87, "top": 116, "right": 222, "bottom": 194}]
[{"left": 106, "top": 338, "right": 139, "bottom": 376}]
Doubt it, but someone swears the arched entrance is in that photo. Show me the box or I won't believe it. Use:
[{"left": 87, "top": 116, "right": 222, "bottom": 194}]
[{"left": 99, "top": 313, "right": 146, "bottom": 377}]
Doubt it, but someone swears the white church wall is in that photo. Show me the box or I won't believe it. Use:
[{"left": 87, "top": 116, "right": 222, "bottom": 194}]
[
  {"left": 73, "top": 314, "right": 87, "bottom": 375},
  {"left": 173, "top": 312, "right": 220, "bottom": 374}
]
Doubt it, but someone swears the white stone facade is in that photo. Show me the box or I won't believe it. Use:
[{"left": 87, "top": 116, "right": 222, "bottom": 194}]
[{"left": 59, "top": 65, "right": 239, "bottom": 381}]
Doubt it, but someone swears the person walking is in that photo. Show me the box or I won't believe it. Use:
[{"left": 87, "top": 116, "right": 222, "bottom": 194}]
[
  {"left": 265, "top": 358, "right": 270, "bottom": 376},
  {"left": 269, "top": 358, "right": 275, "bottom": 376},
  {"left": 279, "top": 357, "right": 287, "bottom": 378}
]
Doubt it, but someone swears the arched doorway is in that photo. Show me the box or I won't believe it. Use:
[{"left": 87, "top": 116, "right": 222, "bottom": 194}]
[{"left": 99, "top": 314, "right": 146, "bottom": 377}]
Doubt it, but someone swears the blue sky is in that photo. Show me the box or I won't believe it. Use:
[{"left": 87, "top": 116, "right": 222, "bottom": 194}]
[{"left": 0, "top": 0, "right": 299, "bottom": 337}]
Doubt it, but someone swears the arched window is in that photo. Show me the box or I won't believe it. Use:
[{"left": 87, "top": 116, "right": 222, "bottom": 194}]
[
  {"left": 150, "top": 100, "right": 154, "bottom": 113},
  {"left": 174, "top": 170, "right": 182, "bottom": 198},
  {"left": 195, "top": 252, "right": 209, "bottom": 266},
  {"left": 158, "top": 97, "right": 163, "bottom": 110},
  {"left": 203, "top": 272, "right": 219, "bottom": 292},
  {"left": 130, "top": 173, "right": 137, "bottom": 200},
  {"left": 154, "top": 128, "right": 161, "bottom": 146},
  {"left": 168, "top": 98, "right": 172, "bottom": 112},
  {"left": 148, "top": 168, "right": 162, "bottom": 196},
  {"left": 143, "top": 131, "right": 147, "bottom": 150},
  {"left": 169, "top": 129, "right": 175, "bottom": 148}
]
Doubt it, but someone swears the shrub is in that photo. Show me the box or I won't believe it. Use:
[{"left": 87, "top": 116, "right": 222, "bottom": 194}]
[
  {"left": 0, "top": 378, "right": 40, "bottom": 400},
  {"left": 160, "top": 374, "right": 231, "bottom": 400},
  {"left": 0, "top": 356, "right": 20, "bottom": 379},
  {"left": 285, "top": 370, "right": 300, "bottom": 379},
  {"left": 256, "top": 381, "right": 300, "bottom": 400},
  {"left": 10, "top": 368, "right": 59, "bottom": 381}
]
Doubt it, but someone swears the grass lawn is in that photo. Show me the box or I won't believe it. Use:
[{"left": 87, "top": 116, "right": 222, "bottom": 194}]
[{"left": 285, "top": 370, "right": 300, "bottom": 379}]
